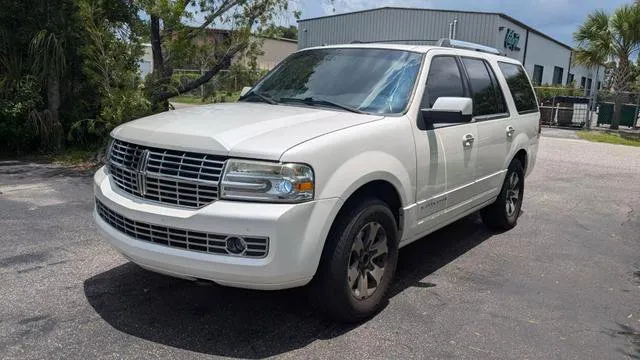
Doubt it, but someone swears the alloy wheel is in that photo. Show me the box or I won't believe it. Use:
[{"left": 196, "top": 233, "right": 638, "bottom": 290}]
[
  {"left": 347, "top": 221, "right": 388, "bottom": 300},
  {"left": 505, "top": 172, "right": 520, "bottom": 217}
]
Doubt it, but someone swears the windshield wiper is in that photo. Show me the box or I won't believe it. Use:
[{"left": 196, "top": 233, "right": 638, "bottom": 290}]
[
  {"left": 240, "top": 90, "right": 277, "bottom": 105},
  {"left": 278, "top": 96, "right": 365, "bottom": 114}
]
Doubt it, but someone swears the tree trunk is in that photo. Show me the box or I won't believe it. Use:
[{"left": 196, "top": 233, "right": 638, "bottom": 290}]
[
  {"left": 611, "top": 58, "right": 631, "bottom": 130},
  {"left": 47, "top": 71, "right": 62, "bottom": 150},
  {"left": 611, "top": 94, "right": 622, "bottom": 130},
  {"left": 150, "top": 15, "right": 169, "bottom": 112},
  {"left": 147, "top": 5, "right": 252, "bottom": 110},
  {"left": 152, "top": 45, "right": 246, "bottom": 103},
  {"left": 150, "top": 15, "right": 164, "bottom": 74}
]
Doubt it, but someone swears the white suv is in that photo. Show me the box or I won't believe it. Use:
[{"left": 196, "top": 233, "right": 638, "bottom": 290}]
[{"left": 94, "top": 41, "right": 539, "bottom": 322}]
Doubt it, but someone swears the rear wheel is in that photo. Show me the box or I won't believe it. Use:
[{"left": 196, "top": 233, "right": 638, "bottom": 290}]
[
  {"left": 312, "top": 198, "right": 398, "bottom": 323},
  {"left": 481, "top": 159, "right": 524, "bottom": 230}
]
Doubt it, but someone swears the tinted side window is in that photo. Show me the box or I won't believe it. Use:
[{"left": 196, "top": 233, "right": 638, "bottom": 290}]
[
  {"left": 423, "top": 56, "right": 465, "bottom": 108},
  {"left": 498, "top": 62, "right": 538, "bottom": 114},
  {"left": 485, "top": 62, "right": 507, "bottom": 114},
  {"left": 462, "top": 58, "right": 506, "bottom": 116}
]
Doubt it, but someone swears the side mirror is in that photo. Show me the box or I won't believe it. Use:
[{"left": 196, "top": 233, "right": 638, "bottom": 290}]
[
  {"left": 418, "top": 97, "right": 473, "bottom": 130},
  {"left": 240, "top": 86, "right": 252, "bottom": 97}
]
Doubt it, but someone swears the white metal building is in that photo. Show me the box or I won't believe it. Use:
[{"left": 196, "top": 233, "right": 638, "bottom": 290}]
[{"left": 297, "top": 7, "right": 603, "bottom": 90}]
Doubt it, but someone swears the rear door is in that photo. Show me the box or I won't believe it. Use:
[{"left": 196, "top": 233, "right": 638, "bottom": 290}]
[
  {"left": 495, "top": 62, "right": 540, "bottom": 174},
  {"left": 459, "top": 57, "right": 511, "bottom": 200}
]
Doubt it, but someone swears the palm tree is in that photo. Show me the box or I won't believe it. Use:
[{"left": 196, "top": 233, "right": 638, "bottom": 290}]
[
  {"left": 573, "top": 4, "right": 640, "bottom": 129},
  {"left": 29, "top": 30, "right": 66, "bottom": 150}
]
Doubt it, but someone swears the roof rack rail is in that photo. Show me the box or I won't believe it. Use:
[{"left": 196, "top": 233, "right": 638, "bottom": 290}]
[{"left": 436, "top": 38, "right": 502, "bottom": 55}]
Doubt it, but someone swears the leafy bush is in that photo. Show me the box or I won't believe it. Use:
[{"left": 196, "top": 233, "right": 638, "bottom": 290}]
[
  {"left": 534, "top": 85, "right": 585, "bottom": 103},
  {"left": 68, "top": 0, "right": 150, "bottom": 146},
  {"left": 0, "top": 76, "right": 43, "bottom": 154}
]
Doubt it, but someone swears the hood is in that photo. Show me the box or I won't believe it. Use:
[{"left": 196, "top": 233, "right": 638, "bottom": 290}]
[{"left": 111, "top": 102, "right": 383, "bottom": 159}]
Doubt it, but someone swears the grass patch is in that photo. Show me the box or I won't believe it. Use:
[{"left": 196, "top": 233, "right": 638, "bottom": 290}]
[
  {"left": 50, "top": 148, "right": 100, "bottom": 167},
  {"left": 577, "top": 131, "right": 640, "bottom": 147}
]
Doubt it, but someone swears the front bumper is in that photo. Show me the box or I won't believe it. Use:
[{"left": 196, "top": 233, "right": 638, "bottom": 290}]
[{"left": 93, "top": 166, "right": 340, "bottom": 290}]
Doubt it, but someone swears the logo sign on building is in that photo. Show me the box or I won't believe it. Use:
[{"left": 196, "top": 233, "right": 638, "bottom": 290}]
[{"left": 504, "top": 28, "right": 521, "bottom": 51}]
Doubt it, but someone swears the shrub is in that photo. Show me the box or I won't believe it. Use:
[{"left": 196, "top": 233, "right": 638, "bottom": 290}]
[{"left": 0, "top": 76, "right": 43, "bottom": 154}]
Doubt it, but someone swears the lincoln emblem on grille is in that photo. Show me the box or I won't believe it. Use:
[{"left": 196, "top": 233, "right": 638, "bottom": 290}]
[{"left": 135, "top": 149, "right": 151, "bottom": 195}]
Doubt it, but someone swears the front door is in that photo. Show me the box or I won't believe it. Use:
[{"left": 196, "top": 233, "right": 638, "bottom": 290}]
[{"left": 413, "top": 54, "right": 478, "bottom": 233}]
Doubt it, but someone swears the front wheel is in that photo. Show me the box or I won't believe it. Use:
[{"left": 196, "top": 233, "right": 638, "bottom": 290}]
[
  {"left": 312, "top": 198, "right": 399, "bottom": 323},
  {"left": 481, "top": 159, "right": 525, "bottom": 230}
]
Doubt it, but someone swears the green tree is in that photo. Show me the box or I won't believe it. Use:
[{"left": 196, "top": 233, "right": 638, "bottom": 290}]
[
  {"left": 29, "top": 30, "right": 66, "bottom": 150},
  {"left": 141, "top": 0, "right": 295, "bottom": 111},
  {"left": 262, "top": 25, "right": 298, "bottom": 39},
  {"left": 0, "top": 0, "right": 146, "bottom": 153},
  {"left": 573, "top": 4, "right": 640, "bottom": 129},
  {"left": 0, "top": 0, "right": 85, "bottom": 151},
  {"left": 69, "top": 0, "right": 150, "bottom": 145}
]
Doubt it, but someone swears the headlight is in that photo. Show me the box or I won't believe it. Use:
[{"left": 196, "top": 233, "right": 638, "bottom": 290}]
[{"left": 220, "top": 159, "right": 314, "bottom": 203}]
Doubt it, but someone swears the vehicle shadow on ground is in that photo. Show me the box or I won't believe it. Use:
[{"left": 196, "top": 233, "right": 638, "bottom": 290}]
[{"left": 84, "top": 213, "right": 494, "bottom": 358}]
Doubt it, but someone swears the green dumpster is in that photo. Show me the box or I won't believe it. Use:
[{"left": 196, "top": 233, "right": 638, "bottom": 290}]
[
  {"left": 597, "top": 103, "right": 613, "bottom": 125},
  {"left": 621, "top": 105, "right": 638, "bottom": 127},
  {"left": 597, "top": 102, "right": 637, "bottom": 127}
]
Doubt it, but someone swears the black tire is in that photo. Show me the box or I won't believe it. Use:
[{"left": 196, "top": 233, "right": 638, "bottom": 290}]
[
  {"left": 481, "top": 159, "right": 525, "bottom": 231},
  {"left": 311, "top": 198, "right": 399, "bottom": 323}
]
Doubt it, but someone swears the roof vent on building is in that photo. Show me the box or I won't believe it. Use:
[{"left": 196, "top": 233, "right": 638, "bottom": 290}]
[{"left": 436, "top": 38, "right": 502, "bottom": 55}]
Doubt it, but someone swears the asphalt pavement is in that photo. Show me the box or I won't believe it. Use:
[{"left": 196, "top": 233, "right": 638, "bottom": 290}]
[{"left": 1, "top": 130, "right": 639, "bottom": 359}]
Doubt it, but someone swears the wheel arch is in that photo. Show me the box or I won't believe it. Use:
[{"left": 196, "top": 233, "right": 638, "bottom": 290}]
[
  {"left": 513, "top": 148, "right": 528, "bottom": 173},
  {"left": 333, "top": 179, "right": 404, "bottom": 232},
  {"left": 312, "top": 178, "right": 405, "bottom": 280}
]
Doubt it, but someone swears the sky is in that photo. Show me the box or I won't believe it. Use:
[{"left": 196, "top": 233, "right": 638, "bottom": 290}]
[{"left": 291, "top": 0, "right": 632, "bottom": 46}]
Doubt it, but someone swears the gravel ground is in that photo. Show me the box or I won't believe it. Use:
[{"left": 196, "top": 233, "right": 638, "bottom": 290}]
[{"left": 1, "top": 130, "right": 639, "bottom": 359}]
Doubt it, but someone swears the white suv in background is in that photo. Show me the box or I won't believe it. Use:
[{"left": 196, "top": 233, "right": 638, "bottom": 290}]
[{"left": 94, "top": 40, "right": 539, "bottom": 322}]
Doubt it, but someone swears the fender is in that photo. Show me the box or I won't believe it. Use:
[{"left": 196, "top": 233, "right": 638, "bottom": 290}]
[
  {"left": 503, "top": 132, "right": 530, "bottom": 171},
  {"left": 318, "top": 150, "right": 413, "bottom": 206}
]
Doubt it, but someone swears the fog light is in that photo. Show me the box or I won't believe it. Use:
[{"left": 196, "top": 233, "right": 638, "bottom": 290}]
[{"left": 226, "top": 236, "right": 247, "bottom": 255}]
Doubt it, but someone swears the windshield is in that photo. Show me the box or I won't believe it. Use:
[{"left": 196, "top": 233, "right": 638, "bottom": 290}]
[{"left": 245, "top": 48, "right": 423, "bottom": 115}]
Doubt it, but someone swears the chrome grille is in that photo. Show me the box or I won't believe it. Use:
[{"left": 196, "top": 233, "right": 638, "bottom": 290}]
[
  {"left": 96, "top": 199, "right": 269, "bottom": 258},
  {"left": 108, "top": 139, "right": 225, "bottom": 208}
]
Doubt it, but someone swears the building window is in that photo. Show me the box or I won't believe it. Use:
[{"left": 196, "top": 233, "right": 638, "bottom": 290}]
[
  {"left": 597, "top": 81, "right": 601, "bottom": 90},
  {"left": 580, "top": 76, "right": 586, "bottom": 89},
  {"left": 532, "top": 65, "right": 543, "bottom": 85},
  {"left": 566, "top": 73, "right": 574, "bottom": 85},
  {"left": 552, "top": 66, "right": 563, "bottom": 85}
]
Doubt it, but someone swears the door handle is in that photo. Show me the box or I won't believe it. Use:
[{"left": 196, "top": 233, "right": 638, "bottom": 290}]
[
  {"left": 506, "top": 125, "right": 516, "bottom": 138},
  {"left": 463, "top": 133, "right": 475, "bottom": 148}
]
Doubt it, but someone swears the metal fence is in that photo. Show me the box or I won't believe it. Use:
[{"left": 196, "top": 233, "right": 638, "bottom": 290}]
[
  {"left": 535, "top": 86, "right": 640, "bottom": 129},
  {"left": 172, "top": 68, "right": 266, "bottom": 99},
  {"left": 539, "top": 103, "right": 590, "bottom": 128}
]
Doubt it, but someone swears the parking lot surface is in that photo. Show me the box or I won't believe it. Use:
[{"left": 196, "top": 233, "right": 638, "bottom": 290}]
[{"left": 1, "top": 130, "right": 639, "bottom": 359}]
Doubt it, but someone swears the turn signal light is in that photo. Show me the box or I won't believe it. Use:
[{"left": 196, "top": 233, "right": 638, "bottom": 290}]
[{"left": 296, "top": 181, "right": 314, "bottom": 192}]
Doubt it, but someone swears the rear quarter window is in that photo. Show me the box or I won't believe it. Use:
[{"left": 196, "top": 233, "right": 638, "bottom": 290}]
[{"left": 497, "top": 62, "right": 539, "bottom": 114}]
